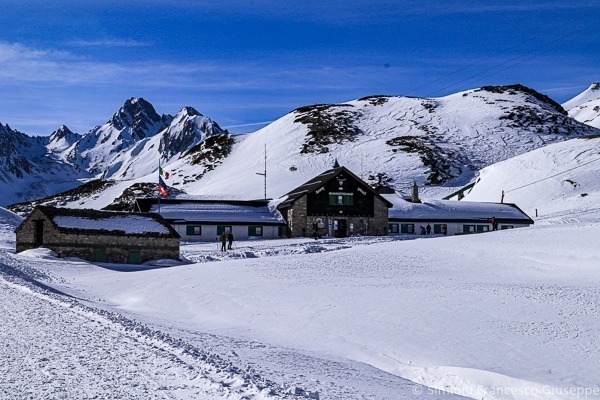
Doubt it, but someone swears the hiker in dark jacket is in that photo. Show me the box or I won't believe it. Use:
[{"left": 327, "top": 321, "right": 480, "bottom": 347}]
[
  {"left": 220, "top": 232, "right": 227, "bottom": 251},
  {"left": 426, "top": 224, "right": 431, "bottom": 235},
  {"left": 227, "top": 232, "right": 234, "bottom": 250}
]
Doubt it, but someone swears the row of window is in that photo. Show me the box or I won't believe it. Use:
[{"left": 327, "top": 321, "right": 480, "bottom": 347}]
[
  {"left": 186, "top": 225, "right": 286, "bottom": 237},
  {"left": 389, "top": 223, "right": 516, "bottom": 234}
]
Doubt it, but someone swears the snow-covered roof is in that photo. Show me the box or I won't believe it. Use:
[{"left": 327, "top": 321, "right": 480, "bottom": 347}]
[
  {"left": 26, "top": 206, "right": 179, "bottom": 238},
  {"left": 53, "top": 215, "right": 171, "bottom": 235},
  {"left": 140, "top": 200, "right": 286, "bottom": 225},
  {"left": 383, "top": 194, "right": 533, "bottom": 223}
]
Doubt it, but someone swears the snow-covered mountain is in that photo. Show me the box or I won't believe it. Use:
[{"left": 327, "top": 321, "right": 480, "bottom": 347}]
[
  {"left": 3, "top": 84, "right": 599, "bottom": 210},
  {"left": 0, "top": 123, "right": 88, "bottom": 205},
  {"left": 65, "top": 97, "right": 172, "bottom": 176},
  {"left": 189, "top": 84, "right": 597, "bottom": 200},
  {"left": 464, "top": 135, "right": 600, "bottom": 224},
  {"left": 0, "top": 98, "right": 229, "bottom": 206},
  {"left": 47, "top": 125, "right": 82, "bottom": 154},
  {"left": 563, "top": 82, "right": 600, "bottom": 128}
]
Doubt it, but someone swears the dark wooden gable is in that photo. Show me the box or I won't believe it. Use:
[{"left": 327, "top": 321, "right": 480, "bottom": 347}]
[{"left": 307, "top": 169, "right": 374, "bottom": 217}]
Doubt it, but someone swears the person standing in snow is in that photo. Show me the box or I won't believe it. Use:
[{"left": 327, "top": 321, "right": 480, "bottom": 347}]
[
  {"left": 441, "top": 224, "right": 447, "bottom": 235},
  {"left": 491, "top": 217, "right": 498, "bottom": 231},
  {"left": 420, "top": 225, "right": 426, "bottom": 235},
  {"left": 220, "top": 232, "right": 227, "bottom": 252},
  {"left": 426, "top": 224, "right": 431, "bottom": 235},
  {"left": 227, "top": 231, "right": 234, "bottom": 250}
]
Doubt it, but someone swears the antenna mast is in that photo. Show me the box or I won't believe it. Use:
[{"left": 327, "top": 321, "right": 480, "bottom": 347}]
[{"left": 256, "top": 144, "right": 267, "bottom": 199}]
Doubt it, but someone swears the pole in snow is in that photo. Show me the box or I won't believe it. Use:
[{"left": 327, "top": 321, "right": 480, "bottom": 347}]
[{"left": 256, "top": 143, "right": 267, "bottom": 199}]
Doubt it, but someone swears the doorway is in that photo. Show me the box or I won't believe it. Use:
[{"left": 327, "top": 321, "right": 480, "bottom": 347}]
[
  {"left": 333, "top": 219, "right": 347, "bottom": 238},
  {"left": 34, "top": 220, "right": 44, "bottom": 247}
]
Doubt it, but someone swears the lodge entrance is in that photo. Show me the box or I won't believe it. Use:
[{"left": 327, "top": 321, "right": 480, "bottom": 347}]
[{"left": 333, "top": 219, "right": 347, "bottom": 238}]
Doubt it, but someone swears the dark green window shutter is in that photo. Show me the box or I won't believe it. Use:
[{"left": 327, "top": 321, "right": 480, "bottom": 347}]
[
  {"left": 434, "top": 224, "right": 442, "bottom": 234},
  {"left": 343, "top": 195, "right": 353, "bottom": 206},
  {"left": 94, "top": 249, "right": 106, "bottom": 262},
  {"left": 128, "top": 251, "right": 141, "bottom": 264},
  {"left": 329, "top": 195, "right": 336, "bottom": 205},
  {"left": 217, "top": 225, "right": 225, "bottom": 235},
  {"left": 248, "top": 226, "right": 256, "bottom": 236},
  {"left": 186, "top": 225, "right": 195, "bottom": 235},
  {"left": 278, "top": 226, "right": 284, "bottom": 237}
]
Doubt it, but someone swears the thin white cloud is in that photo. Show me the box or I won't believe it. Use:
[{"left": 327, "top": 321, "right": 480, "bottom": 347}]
[{"left": 68, "top": 38, "right": 153, "bottom": 47}]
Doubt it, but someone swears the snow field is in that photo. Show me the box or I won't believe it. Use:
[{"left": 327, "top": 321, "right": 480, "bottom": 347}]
[{"left": 22, "top": 223, "right": 600, "bottom": 400}]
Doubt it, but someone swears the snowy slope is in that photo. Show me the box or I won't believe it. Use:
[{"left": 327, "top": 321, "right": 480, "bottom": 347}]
[
  {"left": 0, "top": 206, "right": 22, "bottom": 250},
  {"left": 463, "top": 136, "right": 600, "bottom": 224},
  {"left": 188, "top": 85, "right": 597, "bottom": 200},
  {"left": 563, "top": 82, "right": 600, "bottom": 128},
  {"left": 19, "top": 225, "right": 600, "bottom": 400}
]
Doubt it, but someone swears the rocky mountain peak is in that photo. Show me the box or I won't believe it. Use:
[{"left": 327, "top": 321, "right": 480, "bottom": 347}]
[
  {"left": 180, "top": 106, "right": 201, "bottom": 117},
  {"left": 477, "top": 84, "right": 567, "bottom": 115},
  {"left": 50, "top": 125, "right": 78, "bottom": 142},
  {"left": 109, "top": 97, "right": 164, "bottom": 140}
]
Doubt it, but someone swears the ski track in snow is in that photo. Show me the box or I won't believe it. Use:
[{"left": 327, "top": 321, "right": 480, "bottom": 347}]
[
  {"left": 0, "top": 244, "right": 463, "bottom": 400},
  {"left": 0, "top": 252, "right": 305, "bottom": 400}
]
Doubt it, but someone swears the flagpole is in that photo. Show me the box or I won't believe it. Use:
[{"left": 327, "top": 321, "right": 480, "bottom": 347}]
[{"left": 158, "top": 157, "right": 161, "bottom": 214}]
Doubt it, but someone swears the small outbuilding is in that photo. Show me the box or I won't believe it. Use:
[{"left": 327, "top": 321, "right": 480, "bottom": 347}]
[
  {"left": 134, "top": 198, "right": 287, "bottom": 241},
  {"left": 277, "top": 166, "right": 393, "bottom": 237},
  {"left": 15, "top": 206, "right": 180, "bottom": 264}
]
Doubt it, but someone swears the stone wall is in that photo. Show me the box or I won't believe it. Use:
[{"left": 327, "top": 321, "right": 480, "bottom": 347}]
[{"left": 16, "top": 209, "right": 180, "bottom": 263}]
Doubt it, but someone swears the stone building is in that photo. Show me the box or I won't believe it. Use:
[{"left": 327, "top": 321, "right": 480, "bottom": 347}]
[
  {"left": 134, "top": 198, "right": 287, "bottom": 242},
  {"left": 277, "top": 166, "right": 393, "bottom": 237},
  {"left": 15, "top": 206, "right": 180, "bottom": 264}
]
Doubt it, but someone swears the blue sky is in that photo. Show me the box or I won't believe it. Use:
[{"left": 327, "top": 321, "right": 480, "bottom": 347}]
[{"left": 0, "top": 0, "right": 598, "bottom": 135}]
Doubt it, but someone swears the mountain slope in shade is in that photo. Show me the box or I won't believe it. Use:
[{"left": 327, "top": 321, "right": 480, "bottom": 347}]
[
  {"left": 464, "top": 136, "right": 600, "bottom": 223},
  {"left": 563, "top": 82, "right": 600, "bottom": 128},
  {"left": 184, "top": 84, "right": 598, "bottom": 200},
  {"left": 0, "top": 123, "right": 88, "bottom": 205}
]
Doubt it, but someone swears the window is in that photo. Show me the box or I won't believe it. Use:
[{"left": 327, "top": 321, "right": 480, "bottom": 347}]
[
  {"left": 217, "top": 225, "right": 232, "bottom": 235},
  {"left": 128, "top": 251, "right": 141, "bottom": 264},
  {"left": 94, "top": 249, "right": 106, "bottom": 262},
  {"left": 400, "top": 223, "right": 414, "bottom": 234},
  {"left": 388, "top": 223, "right": 399, "bottom": 233},
  {"left": 463, "top": 225, "right": 476, "bottom": 233},
  {"left": 500, "top": 225, "right": 514, "bottom": 230},
  {"left": 248, "top": 226, "right": 263, "bottom": 236},
  {"left": 328, "top": 193, "right": 353, "bottom": 206},
  {"left": 476, "top": 225, "right": 490, "bottom": 232},
  {"left": 434, "top": 224, "right": 447, "bottom": 234},
  {"left": 186, "top": 225, "right": 202, "bottom": 236}
]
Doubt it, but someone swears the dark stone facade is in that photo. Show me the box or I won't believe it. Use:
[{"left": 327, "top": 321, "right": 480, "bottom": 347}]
[
  {"left": 278, "top": 167, "right": 392, "bottom": 238},
  {"left": 15, "top": 208, "right": 180, "bottom": 264}
]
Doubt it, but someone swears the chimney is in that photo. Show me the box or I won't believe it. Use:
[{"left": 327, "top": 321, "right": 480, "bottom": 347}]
[{"left": 411, "top": 181, "right": 421, "bottom": 203}]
